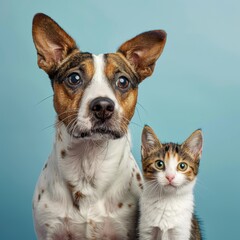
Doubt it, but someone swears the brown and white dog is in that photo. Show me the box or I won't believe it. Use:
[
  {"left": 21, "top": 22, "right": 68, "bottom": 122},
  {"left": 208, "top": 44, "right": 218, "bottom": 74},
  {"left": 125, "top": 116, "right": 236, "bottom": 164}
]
[{"left": 32, "top": 13, "right": 166, "bottom": 240}]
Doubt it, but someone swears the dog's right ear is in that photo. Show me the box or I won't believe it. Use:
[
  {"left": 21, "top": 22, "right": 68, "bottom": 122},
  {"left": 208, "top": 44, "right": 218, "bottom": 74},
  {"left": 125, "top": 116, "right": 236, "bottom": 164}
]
[{"left": 32, "top": 13, "right": 77, "bottom": 74}]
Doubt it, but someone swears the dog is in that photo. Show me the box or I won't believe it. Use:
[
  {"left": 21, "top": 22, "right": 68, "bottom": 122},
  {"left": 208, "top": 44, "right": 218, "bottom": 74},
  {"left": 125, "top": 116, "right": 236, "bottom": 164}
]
[{"left": 32, "top": 13, "right": 166, "bottom": 240}]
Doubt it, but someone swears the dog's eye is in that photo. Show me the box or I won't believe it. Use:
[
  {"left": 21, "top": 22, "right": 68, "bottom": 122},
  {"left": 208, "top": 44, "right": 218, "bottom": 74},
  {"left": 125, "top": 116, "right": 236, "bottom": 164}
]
[
  {"left": 66, "top": 73, "right": 82, "bottom": 86},
  {"left": 116, "top": 76, "right": 130, "bottom": 90}
]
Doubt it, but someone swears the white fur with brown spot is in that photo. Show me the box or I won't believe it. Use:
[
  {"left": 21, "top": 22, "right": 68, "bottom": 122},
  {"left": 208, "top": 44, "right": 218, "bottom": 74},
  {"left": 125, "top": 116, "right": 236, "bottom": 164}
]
[
  {"left": 33, "top": 123, "right": 142, "bottom": 239},
  {"left": 32, "top": 13, "right": 166, "bottom": 239}
]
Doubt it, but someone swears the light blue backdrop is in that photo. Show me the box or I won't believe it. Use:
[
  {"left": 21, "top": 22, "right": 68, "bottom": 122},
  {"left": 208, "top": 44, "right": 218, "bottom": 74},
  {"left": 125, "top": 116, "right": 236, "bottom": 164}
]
[{"left": 0, "top": 0, "right": 239, "bottom": 239}]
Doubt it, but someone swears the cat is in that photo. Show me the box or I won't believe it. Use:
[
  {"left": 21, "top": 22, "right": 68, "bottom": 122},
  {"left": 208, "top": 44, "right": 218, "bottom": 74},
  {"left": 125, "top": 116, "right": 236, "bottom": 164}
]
[{"left": 139, "top": 125, "right": 203, "bottom": 240}]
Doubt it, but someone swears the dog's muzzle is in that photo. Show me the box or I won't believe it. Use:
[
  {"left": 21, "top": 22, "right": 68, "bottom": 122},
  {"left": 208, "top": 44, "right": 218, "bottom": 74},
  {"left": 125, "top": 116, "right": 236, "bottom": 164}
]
[{"left": 71, "top": 97, "right": 124, "bottom": 140}]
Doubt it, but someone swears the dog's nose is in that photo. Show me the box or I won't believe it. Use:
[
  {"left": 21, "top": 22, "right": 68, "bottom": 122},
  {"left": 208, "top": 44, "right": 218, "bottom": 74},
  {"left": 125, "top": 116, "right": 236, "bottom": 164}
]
[{"left": 90, "top": 97, "right": 115, "bottom": 121}]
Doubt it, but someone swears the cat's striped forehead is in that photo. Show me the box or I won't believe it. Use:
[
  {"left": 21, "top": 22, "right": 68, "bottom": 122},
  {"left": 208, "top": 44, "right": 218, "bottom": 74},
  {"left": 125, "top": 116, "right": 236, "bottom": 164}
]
[
  {"left": 160, "top": 143, "right": 181, "bottom": 157},
  {"left": 142, "top": 143, "right": 181, "bottom": 170},
  {"left": 142, "top": 142, "right": 200, "bottom": 180},
  {"left": 148, "top": 142, "right": 197, "bottom": 163},
  {"left": 145, "top": 143, "right": 184, "bottom": 161}
]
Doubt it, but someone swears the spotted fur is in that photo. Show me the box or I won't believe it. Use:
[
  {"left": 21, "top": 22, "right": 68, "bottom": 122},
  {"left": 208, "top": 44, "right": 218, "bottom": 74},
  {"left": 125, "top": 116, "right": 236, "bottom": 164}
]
[
  {"left": 32, "top": 13, "right": 166, "bottom": 240},
  {"left": 139, "top": 125, "right": 203, "bottom": 240}
]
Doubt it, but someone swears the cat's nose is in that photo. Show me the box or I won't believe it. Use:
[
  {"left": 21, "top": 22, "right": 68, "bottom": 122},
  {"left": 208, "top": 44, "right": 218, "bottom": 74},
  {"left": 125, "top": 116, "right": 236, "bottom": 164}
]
[{"left": 166, "top": 175, "right": 175, "bottom": 182}]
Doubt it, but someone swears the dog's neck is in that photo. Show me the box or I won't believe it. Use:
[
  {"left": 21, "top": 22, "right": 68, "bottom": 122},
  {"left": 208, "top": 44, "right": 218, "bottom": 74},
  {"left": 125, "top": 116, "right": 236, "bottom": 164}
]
[
  {"left": 50, "top": 123, "right": 132, "bottom": 192},
  {"left": 55, "top": 123, "right": 131, "bottom": 157}
]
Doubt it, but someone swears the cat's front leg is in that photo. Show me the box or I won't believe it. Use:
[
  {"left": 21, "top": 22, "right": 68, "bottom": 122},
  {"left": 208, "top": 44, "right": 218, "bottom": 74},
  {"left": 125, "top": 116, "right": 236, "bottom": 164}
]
[
  {"left": 139, "top": 226, "right": 153, "bottom": 240},
  {"left": 139, "top": 226, "right": 162, "bottom": 240},
  {"left": 168, "top": 227, "right": 191, "bottom": 240},
  {"left": 139, "top": 231, "right": 153, "bottom": 240}
]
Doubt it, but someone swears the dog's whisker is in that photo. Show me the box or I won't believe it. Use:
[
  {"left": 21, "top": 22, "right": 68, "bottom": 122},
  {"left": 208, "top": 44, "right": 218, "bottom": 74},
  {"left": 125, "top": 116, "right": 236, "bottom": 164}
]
[
  {"left": 35, "top": 95, "right": 54, "bottom": 106},
  {"left": 56, "top": 114, "right": 78, "bottom": 127},
  {"left": 70, "top": 120, "right": 79, "bottom": 143},
  {"left": 57, "top": 109, "right": 79, "bottom": 117},
  {"left": 137, "top": 101, "right": 147, "bottom": 113},
  {"left": 120, "top": 115, "right": 142, "bottom": 129},
  {"left": 41, "top": 123, "right": 56, "bottom": 132},
  {"left": 135, "top": 106, "right": 143, "bottom": 124}
]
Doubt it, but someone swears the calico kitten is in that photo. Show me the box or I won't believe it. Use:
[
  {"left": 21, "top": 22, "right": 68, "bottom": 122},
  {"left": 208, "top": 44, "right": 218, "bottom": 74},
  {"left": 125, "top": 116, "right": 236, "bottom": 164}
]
[{"left": 139, "top": 125, "right": 203, "bottom": 240}]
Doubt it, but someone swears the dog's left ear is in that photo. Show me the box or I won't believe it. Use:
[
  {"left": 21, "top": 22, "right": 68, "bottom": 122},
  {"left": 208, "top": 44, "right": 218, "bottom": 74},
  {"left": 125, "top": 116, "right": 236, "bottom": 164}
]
[
  {"left": 32, "top": 13, "right": 77, "bottom": 74},
  {"left": 117, "top": 30, "right": 167, "bottom": 82}
]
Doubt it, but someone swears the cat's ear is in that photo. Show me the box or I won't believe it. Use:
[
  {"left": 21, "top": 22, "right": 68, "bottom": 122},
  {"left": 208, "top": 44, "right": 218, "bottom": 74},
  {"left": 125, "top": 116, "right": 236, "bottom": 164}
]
[
  {"left": 32, "top": 13, "right": 77, "bottom": 74},
  {"left": 117, "top": 30, "right": 166, "bottom": 82},
  {"left": 141, "top": 125, "right": 162, "bottom": 159},
  {"left": 181, "top": 129, "right": 203, "bottom": 160}
]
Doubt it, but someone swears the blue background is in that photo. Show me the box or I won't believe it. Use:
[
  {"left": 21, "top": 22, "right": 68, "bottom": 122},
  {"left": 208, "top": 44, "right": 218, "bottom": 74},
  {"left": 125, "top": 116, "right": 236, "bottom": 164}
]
[{"left": 0, "top": 0, "right": 239, "bottom": 239}]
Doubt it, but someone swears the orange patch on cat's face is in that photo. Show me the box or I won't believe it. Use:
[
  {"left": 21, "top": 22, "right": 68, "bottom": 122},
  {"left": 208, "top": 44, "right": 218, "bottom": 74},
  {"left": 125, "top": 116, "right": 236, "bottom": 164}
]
[
  {"left": 182, "top": 161, "right": 198, "bottom": 181},
  {"left": 164, "top": 152, "right": 197, "bottom": 181},
  {"left": 184, "top": 169, "right": 195, "bottom": 181}
]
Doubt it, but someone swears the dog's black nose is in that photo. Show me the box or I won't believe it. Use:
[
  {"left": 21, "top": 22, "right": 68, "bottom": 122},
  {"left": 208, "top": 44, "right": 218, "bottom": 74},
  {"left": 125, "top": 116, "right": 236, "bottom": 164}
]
[{"left": 90, "top": 97, "right": 115, "bottom": 121}]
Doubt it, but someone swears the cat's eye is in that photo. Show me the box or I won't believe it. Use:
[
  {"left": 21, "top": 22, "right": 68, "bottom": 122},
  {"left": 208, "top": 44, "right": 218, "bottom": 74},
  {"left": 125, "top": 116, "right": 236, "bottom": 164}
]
[
  {"left": 177, "top": 162, "right": 188, "bottom": 171},
  {"left": 155, "top": 160, "right": 165, "bottom": 170},
  {"left": 66, "top": 73, "right": 82, "bottom": 86},
  {"left": 116, "top": 76, "right": 130, "bottom": 90}
]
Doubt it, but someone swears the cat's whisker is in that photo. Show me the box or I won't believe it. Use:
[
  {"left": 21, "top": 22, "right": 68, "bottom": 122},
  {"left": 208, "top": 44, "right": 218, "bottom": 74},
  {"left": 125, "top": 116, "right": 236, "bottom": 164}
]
[{"left": 144, "top": 179, "right": 161, "bottom": 197}]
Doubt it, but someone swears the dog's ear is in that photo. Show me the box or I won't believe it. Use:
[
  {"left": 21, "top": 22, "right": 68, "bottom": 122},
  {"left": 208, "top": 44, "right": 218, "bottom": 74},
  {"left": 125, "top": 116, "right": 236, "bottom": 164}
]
[
  {"left": 32, "top": 13, "right": 77, "bottom": 74},
  {"left": 117, "top": 30, "right": 166, "bottom": 82}
]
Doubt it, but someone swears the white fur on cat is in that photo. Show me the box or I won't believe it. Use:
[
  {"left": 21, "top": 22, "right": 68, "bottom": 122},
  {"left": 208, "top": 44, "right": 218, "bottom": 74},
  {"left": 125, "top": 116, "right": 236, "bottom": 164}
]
[{"left": 139, "top": 154, "right": 197, "bottom": 240}]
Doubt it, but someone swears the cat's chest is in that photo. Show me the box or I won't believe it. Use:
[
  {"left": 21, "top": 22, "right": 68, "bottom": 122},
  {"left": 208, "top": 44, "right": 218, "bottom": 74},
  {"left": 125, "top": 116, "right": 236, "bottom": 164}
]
[{"left": 141, "top": 193, "right": 193, "bottom": 231}]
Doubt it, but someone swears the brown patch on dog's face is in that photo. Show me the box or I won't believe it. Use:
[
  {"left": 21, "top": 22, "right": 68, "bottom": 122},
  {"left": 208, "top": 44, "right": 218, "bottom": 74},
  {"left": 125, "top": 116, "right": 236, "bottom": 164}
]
[
  {"left": 117, "top": 88, "right": 138, "bottom": 124},
  {"left": 104, "top": 53, "right": 139, "bottom": 130},
  {"left": 53, "top": 53, "right": 94, "bottom": 128}
]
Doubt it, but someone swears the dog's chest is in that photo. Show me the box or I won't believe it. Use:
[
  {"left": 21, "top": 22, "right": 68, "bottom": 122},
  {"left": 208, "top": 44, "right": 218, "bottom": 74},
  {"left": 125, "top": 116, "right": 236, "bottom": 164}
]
[
  {"left": 33, "top": 136, "right": 141, "bottom": 239},
  {"left": 57, "top": 139, "right": 129, "bottom": 196}
]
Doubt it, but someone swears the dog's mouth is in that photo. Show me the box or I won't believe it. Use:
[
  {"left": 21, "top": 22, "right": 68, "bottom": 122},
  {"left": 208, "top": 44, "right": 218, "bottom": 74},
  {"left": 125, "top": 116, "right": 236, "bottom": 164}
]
[
  {"left": 68, "top": 116, "right": 128, "bottom": 140},
  {"left": 71, "top": 127, "right": 123, "bottom": 140}
]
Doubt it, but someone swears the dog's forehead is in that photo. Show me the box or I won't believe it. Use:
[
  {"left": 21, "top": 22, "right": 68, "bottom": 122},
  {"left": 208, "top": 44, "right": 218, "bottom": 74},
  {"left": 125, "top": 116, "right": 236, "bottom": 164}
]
[
  {"left": 55, "top": 51, "right": 94, "bottom": 81},
  {"left": 103, "top": 53, "right": 138, "bottom": 82},
  {"left": 54, "top": 50, "right": 139, "bottom": 85},
  {"left": 92, "top": 53, "right": 137, "bottom": 81},
  {"left": 75, "top": 54, "right": 119, "bottom": 117},
  {"left": 56, "top": 52, "right": 137, "bottom": 83}
]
